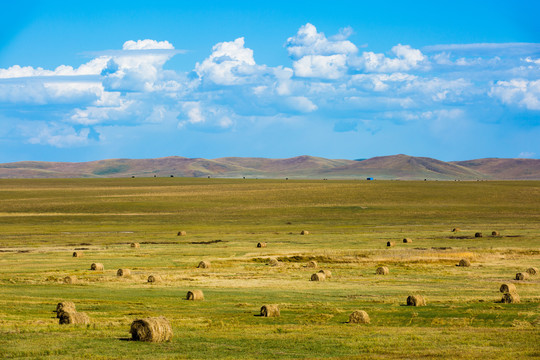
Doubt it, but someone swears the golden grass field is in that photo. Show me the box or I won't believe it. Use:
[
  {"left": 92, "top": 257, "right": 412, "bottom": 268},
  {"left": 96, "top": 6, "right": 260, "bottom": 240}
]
[{"left": 0, "top": 178, "right": 539, "bottom": 359}]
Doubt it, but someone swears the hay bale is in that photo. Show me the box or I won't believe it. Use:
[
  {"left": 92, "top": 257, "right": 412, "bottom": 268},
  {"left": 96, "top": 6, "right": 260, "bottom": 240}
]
[
  {"left": 117, "top": 269, "right": 131, "bottom": 277},
  {"left": 406, "top": 295, "right": 426, "bottom": 306},
  {"left": 90, "top": 263, "right": 104, "bottom": 271},
  {"left": 63, "top": 276, "right": 77, "bottom": 284},
  {"left": 130, "top": 316, "right": 173, "bottom": 342},
  {"left": 348, "top": 310, "right": 370, "bottom": 324},
  {"left": 59, "top": 311, "right": 90, "bottom": 325},
  {"left": 310, "top": 273, "right": 326, "bottom": 281},
  {"left": 130, "top": 242, "right": 140, "bottom": 248},
  {"left": 177, "top": 231, "right": 187, "bottom": 236},
  {"left": 268, "top": 258, "right": 279, "bottom": 267},
  {"left": 376, "top": 266, "right": 389, "bottom": 275},
  {"left": 500, "top": 283, "right": 517, "bottom": 294},
  {"left": 197, "top": 261, "right": 210, "bottom": 269},
  {"left": 452, "top": 228, "right": 460, "bottom": 232},
  {"left": 515, "top": 272, "right": 530, "bottom": 280},
  {"left": 72, "top": 251, "right": 83, "bottom": 258},
  {"left": 458, "top": 259, "right": 471, "bottom": 267},
  {"left": 260, "top": 304, "right": 280, "bottom": 317},
  {"left": 186, "top": 290, "right": 204, "bottom": 300},
  {"left": 307, "top": 260, "right": 317, "bottom": 268},
  {"left": 56, "top": 302, "right": 76, "bottom": 317},
  {"left": 403, "top": 238, "right": 412, "bottom": 243},
  {"left": 491, "top": 231, "right": 500, "bottom": 236},
  {"left": 318, "top": 269, "right": 332, "bottom": 278},
  {"left": 386, "top": 241, "right": 395, "bottom": 247},
  {"left": 300, "top": 230, "right": 309, "bottom": 235},
  {"left": 257, "top": 242, "right": 267, "bottom": 248},
  {"left": 501, "top": 292, "right": 520, "bottom": 304},
  {"left": 147, "top": 275, "right": 161, "bottom": 283},
  {"left": 526, "top": 267, "right": 538, "bottom": 276},
  {"left": 475, "top": 232, "right": 483, "bottom": 238}
]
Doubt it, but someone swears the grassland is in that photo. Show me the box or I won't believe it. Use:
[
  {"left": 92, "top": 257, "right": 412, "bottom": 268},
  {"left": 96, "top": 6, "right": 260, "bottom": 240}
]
[{"left": 0, "top": 178, "right": 538, "bottom": 359}]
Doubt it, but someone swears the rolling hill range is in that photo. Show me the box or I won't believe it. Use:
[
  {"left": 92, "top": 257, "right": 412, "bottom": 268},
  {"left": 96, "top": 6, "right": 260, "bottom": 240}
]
[{"left": 0, "top": 154, "right": 539, "bottom": 180}]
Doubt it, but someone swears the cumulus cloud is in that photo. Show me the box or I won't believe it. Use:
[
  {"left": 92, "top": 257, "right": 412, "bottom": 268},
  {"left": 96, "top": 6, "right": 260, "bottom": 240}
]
[
  {"left": 195, "top": 37, "right": 265, "bottom": 86},
  {"left": 286, "top": 23, "right": 358, "bottom": 59},
  {"left": 489, "top": 79, "right": 540, "bottom": 110},
  {"left": 293, "top": 54, "right": 348, "bottom": 79},
  {"left": 352, "top": 44, "right": 427, "bottom": 73}
]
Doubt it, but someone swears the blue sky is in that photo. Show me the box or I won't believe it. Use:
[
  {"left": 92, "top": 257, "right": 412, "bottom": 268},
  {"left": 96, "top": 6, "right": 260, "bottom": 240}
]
[{"left": 1, "top": 0, "right": 539, "bottom": 162}]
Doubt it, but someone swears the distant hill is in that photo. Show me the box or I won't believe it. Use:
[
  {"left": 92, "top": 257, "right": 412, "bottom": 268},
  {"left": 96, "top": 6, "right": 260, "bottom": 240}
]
[{"left": 0, "top": 154, "right": 538, "bottom": 180}]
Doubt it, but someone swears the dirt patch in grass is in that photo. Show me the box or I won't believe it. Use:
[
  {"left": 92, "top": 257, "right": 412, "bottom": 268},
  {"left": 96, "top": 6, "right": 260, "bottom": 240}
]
[
  {"left": 190, "top": 240, "right": 225, "bottom": 245},
  {"left": 140, "top": 241, "right": 181, "bottom": 244}
]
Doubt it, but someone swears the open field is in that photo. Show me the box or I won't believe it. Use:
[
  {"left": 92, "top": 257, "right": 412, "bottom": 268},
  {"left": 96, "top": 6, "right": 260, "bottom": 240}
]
[{"left": 0, "top": 178, "right": 539, "bottom": 359}]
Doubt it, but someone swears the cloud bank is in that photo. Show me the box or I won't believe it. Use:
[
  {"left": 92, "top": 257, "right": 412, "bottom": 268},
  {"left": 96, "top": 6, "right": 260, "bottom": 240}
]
[{"left": 0, "top": 24, "right": 539, "bottom": 159}]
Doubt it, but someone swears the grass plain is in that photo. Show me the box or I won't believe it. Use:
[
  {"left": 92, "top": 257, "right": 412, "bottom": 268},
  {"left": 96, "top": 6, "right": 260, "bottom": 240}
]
[{"left": 0, "top": 178, "right": 539, "bottom": 359}]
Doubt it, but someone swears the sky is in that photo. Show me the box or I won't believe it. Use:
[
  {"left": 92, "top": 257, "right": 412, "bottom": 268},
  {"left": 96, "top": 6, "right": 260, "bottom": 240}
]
[{"left": 0, "top": 0, "right": 539, "bottom": 162}]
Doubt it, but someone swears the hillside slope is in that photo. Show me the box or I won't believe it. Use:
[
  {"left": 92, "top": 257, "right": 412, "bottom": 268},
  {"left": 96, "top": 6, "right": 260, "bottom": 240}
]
[{"left": 0, "top": 155, "right": 538, "bottom": 180}]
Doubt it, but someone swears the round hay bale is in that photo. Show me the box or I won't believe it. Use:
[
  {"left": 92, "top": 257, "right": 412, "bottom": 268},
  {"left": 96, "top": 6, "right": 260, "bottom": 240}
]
[
  {"left": 260, "top": 304, "right": 280, "bottom": 317},
  {"left": 63, "top": 276, "right": 77, "bottom": 284},
  {"left": 130, "top": 242, "right": 140, "bottom": 248},
  {"left": 186, "top": 290, "right": 204, "bottom": 300},
  {"left": 147, "top": 275, "right": 161, "bottom": 283},
  {"left": 458, "top": 259, "right": 471, "bottom": 267},
  {"left": 197, "top": 261, "right": 210, "bottom": 269},
  {"left": 90, "top": 263, "right": 104, "bottom": 271},
  {"left": 452, "top": 228, "right": 460, "bottom": 232},
  {"left": 318, "top": 269, "right": 332, "bottom": 278},
  {"left": 491, "top": 231, "right": 500, "bottom": 236},
  {"left": 386, "top": 241, "right": 395, "bottom": 247},
  {"left": 307, "top": 260, "right": 317, "bottom": 268},
  {"left": 526, "top": 267, "right": 538, "bottom": 276},
  {"left": 500, "top": 283, "right": 517, "bottom": 294},
  {"left": 268, "top": 258, "right": 279, "bottom": 267},
  {"left": 72, "top": 251, "right": 83, "bottom": 258},
  {"left": 130, "top": 316, "right": 173, "bottom": 342},
  {"left": 59, "top": 311, "right": 90, "bottom": 325},
  {"left": 406, "top": 295, "right": 426, "bottom": 306},
  {"left": 403, "top": 238, "right": 412, "bottom": 243},
  {"left": 310, "top": 272, "right": 326, "bottom": 281},
  {"left": 257, "top": 242, "right": 267, "bottom": 248},
  {"left": 348, "top": 310, "right": 370, "bottom": 324},
  {"left": 300, "top": 230, "right": 309, "bottom": 235},
  {"left": 501, "top": 292, "right": 520, "bottom": 304},
  {"left": 475, "top": 232, "right": 483, "bottom": 238},
  {"left": 376, "top": 266, "right": 389, "bottom": 275},
  {"left": 56, "top": 301, "right": 76, "bottom": 317},
  {"left": 177, "top": 231, "right": 187, "bottom": 236},
  {"left": 515, "top": 272, "right": 530, "bottom": 280},
  {"left": 117, "top": 269, "right": 131, "bottom": 277}
]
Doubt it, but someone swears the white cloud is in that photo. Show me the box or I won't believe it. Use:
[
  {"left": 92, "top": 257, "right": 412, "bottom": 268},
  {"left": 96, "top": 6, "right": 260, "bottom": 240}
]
[
  {"left": 293, "top": 54, "right": 348, "bottom": 79},
  {"left": 195, "top": 37, "right": 265, "bottom": 86},
  {"left": 286, "top": 23, "right": 358, "bottom": 59},
  {"left": 122, "top": 39, "right": 174, "bottom": 50},
  {"left": 489, "top": 79, "right": 540, "bottom": 110},
  {"left": 21, "top": 122, "right": 92, "bottom": 147},
  {"left": 353, "top": 44, "right": 427, "bottom": 73},
  {"left": 283, "top": 96, "right": 318, "bottom": 113},
  {"left": 350, "top": 73, "right": 417, "bottom": 91},
  {"left": 177, "top": 101, "right": 235, "bottom": 130}
]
